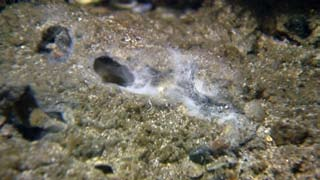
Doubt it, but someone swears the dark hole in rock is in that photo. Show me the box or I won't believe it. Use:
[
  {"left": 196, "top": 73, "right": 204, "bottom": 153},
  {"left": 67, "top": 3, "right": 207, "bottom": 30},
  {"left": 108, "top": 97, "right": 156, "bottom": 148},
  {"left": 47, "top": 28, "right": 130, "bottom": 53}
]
[
  {"left": 37, "top": 25, "right": 73, "bottom": 62},
  {"left": 94, "top": 56, "right": 135, "bottom": 86},
  {"left": 94, "top": 164, "right": 114, "bottom": 174}
]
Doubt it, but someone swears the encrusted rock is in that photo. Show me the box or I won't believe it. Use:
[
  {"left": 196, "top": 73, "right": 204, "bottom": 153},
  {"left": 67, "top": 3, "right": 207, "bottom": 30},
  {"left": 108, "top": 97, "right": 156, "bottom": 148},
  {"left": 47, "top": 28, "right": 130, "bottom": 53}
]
[
  {"left": 244, "top": 100, "right": 265, "bottom": 122},
  {"left": 189, "top": 146, "right": 213, "bottom": 165}
]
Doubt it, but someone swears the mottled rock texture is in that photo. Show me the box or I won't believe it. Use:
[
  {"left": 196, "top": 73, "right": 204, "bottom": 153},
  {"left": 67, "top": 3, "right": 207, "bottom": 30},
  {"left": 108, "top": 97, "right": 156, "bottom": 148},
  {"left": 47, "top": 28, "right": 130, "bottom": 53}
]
[{"left": 0, "top": 0, "right": 319, "bottom": 179}]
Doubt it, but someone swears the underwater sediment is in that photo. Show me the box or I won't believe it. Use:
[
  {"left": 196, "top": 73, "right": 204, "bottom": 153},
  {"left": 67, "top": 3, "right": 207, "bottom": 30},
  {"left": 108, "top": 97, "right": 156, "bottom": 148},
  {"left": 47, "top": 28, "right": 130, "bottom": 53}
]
[{"left": 0, "top": 0, "right": 319, "bottom": 179}]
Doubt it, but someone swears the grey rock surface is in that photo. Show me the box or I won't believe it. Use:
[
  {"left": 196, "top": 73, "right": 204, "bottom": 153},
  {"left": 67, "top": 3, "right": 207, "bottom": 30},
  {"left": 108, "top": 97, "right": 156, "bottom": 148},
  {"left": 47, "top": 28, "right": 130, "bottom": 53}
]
[{"left": 0, "top": 0, "right": 319, "bottom": 179}]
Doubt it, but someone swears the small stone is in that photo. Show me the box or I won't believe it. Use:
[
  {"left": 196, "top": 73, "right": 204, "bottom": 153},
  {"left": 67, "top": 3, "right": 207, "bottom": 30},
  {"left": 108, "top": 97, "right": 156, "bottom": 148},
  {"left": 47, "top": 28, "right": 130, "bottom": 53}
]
[
  {"left": 205, "top": 156, "right": 237, "bottom": 173},
  {"left": 110, "top": 0, "right": 138, "bottom": 10},
  {"left": 73, "top": 0, "right": 101, "bottom": 5},
  {"left": 189, "top": 146, "right": 213, "bottom": 165},
  {"left": 185, "top": 163, "right": 204, "bottom": 179},
  {"left": 265, "top": 135, "right": 273, "bottom": 142},
  {"left": 206, "top": 162, "right": 229, "bottom": 173},
  {"left": 95, "top": 164, "right": 114, "bottom": 174},
  {"left": 29, "top": 108, "right": 48, "bottom": 127},
  {"left": 244, "top": 100, "right": 265, "bottom": 122}
]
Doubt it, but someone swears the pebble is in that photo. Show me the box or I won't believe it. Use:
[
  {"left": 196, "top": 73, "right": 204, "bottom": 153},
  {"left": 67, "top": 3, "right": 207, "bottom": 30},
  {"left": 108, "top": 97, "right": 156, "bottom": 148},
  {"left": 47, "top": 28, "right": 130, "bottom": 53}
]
[
  {"left": 244, "top": 100, "right": 265, "bottom": 122},
  {"left": 206, "top": 162, "right": 229, "bottom": 172},
  {"left": 185, "top": 163, "right": 204, "bottom": 179},
  {"left": 205, "top": 157, "right": 237, "bottom": 173},
  {"left": 189, "top": 146, "right": 213, "bottom": 165}
]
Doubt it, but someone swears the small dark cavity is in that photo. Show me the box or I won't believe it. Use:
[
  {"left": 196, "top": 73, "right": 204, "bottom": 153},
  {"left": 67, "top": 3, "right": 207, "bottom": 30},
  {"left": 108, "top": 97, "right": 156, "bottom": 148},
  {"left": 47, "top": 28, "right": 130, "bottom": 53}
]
[
  {"left": 94, "top": 164, "right": 114, "bottom": 174},
  {"left": 94, "top": 56, "right": 135, "bottom": 87},
  {"left": 37, "top": 25, "right": 73, "bottom": 62},
  {"left": 284, "top": 15, "right": 311, "bottom": 39}
]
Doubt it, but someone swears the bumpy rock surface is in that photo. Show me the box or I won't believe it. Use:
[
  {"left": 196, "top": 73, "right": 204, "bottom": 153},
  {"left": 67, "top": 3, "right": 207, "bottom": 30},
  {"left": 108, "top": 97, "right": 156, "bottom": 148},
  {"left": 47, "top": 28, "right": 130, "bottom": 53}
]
[{"left": 0, "top": 0, "right": 319, "bottom": 179}]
